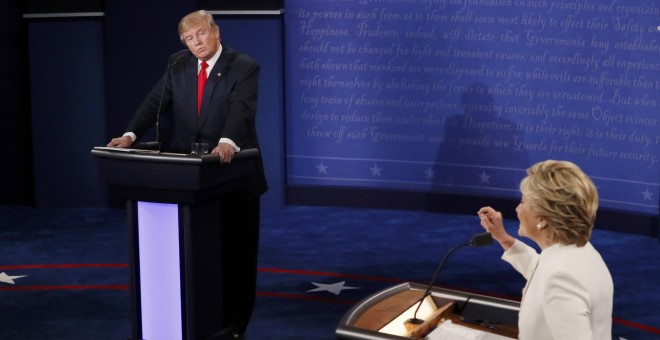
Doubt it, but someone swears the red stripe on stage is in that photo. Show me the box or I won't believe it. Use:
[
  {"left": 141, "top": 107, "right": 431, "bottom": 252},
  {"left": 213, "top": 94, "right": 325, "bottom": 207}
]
[
  {"left": 613, "top": 317, "right": 660, "bottom": 335},
  {"left": 2, "top": 264, "right": 659, "bottom": 335},
  {"left": 0, "top": 284, "right": 128, "bottom": 291},
  {"left": 258, "top": 267, "right": 403, "bottom": 283},
  {"left": 256, "top": 291, "right": 357, "bottom": 305}
]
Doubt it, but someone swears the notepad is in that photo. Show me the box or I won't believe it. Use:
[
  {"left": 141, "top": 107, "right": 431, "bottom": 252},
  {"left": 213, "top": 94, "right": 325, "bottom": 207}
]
[{"left": 427, "top": 320, "right": 511, "bottom": 340}]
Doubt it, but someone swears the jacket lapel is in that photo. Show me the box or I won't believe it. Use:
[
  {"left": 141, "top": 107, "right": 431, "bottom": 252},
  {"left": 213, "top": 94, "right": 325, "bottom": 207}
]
[
  {"left": 197, "top": 48, "right": 231, "bottom": 130},
  {"left": 178, "top": 55, "right": 198, "bottom": 130}
]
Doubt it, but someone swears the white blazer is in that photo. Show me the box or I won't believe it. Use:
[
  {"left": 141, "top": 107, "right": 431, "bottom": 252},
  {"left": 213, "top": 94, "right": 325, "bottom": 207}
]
[{"left": 502, "top": 240, "right": 613, "bottom": 340}]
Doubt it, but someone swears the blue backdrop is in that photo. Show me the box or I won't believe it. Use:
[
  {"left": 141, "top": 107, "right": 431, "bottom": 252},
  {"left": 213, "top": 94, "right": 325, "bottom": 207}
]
[{"left": 284, "top": 0, "right": 659, "bottom": 216}]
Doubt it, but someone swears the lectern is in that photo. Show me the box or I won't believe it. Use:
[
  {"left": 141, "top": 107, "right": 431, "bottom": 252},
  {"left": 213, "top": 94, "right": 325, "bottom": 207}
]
[
  {"left": 336, "top": 282, "right": 520, "bottom": 339},
  {"left": 91, "top": 147, "right": 259, "bottom": 340}
]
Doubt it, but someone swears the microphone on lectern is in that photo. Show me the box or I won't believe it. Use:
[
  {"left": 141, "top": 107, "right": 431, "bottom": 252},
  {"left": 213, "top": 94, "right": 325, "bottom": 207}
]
[
  {"left": 153, "top": 54, "right": 186, "bottom": 151},
  {"left": 405, "top": 232, "right": 493, "bottom": 327}
]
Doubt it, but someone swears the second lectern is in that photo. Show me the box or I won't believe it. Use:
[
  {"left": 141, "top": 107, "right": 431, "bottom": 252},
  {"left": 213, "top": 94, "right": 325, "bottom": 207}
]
[{"left": 92, "top": 147, "right": 260, "bottom": 340}]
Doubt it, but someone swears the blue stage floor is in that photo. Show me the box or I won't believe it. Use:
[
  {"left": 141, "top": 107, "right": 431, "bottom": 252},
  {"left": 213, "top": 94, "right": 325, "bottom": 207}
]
[{"left": 0, "top": 205, "right": 658, "bottom": 339}]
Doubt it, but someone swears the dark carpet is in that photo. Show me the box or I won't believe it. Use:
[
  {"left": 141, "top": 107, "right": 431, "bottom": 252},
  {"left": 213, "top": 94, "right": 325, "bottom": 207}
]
[{"left": 0, "top": 205, "right": 658, "bottom": 339}]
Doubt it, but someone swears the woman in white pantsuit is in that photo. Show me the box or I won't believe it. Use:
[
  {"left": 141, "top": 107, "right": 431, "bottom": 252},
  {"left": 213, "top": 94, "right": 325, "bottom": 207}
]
[{"left": 478, "top": 160, "right": 613, "bottom": 340}]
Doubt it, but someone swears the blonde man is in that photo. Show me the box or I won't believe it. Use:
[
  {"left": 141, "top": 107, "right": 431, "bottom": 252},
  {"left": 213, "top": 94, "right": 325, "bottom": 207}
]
[{"left": 108, "top": 10, "right": 267, "bottom": 338}]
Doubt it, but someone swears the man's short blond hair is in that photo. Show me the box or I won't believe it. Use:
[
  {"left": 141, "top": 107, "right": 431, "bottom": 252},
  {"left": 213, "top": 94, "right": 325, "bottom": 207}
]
[{"left": 178, "top": 10, "right": 219, "bottom": 43}]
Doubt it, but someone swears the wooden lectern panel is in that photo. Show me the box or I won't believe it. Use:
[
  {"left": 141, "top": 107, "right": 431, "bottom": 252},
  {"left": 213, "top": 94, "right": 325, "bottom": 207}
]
[
  {"left": 353, "top": 289, "right": 455, "bottom": 336},
  {"left": 405, "top": 301, "right": 455, "bottom": 338},
  {"left": 354, "top": 290, "right": 423, "bottom": 331},
  {"left": 336, "top": 282, "right": 520, "bottom": 340}
]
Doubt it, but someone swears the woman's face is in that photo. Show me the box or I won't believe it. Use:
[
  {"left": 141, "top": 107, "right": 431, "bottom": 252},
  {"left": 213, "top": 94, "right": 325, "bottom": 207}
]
[{"left": 516, "top": 193, "right": 540, "bottom": 239}]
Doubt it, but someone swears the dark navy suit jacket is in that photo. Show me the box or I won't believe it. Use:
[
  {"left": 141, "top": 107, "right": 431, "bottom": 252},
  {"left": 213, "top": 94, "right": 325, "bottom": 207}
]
[{"left": 126, "top": 45, "right": 267, "bottom": 198}]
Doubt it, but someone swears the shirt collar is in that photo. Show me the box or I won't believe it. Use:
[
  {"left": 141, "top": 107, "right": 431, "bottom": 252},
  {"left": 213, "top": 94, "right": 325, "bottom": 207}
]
[{"left": 198, "top": 44, "right": 223, "bottom": 72}]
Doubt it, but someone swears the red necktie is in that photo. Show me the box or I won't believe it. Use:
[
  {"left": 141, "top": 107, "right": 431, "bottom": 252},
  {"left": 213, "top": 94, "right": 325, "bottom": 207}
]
[{"left": 197, "top": 61, "right": 208, "bottom": 117}]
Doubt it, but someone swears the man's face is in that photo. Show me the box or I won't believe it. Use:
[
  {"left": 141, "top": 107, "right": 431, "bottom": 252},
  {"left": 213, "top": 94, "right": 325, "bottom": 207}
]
[{"left": 182, "top": 21, "right": 220, "bottom": 61}]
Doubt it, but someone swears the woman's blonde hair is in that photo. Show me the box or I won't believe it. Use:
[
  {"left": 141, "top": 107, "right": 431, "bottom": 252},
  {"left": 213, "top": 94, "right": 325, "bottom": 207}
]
[{"left": 520, "top": 160, "right": 598, "bottom": 247}]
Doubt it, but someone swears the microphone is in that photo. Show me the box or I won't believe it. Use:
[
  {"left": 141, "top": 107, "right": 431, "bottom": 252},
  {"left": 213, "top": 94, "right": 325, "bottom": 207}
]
[
  {"left": 154, "top": 54, "right": 186, "bottom": 151},
  {"left": 469, "top": 232, "right": 494, "bottom": 247},
  {"left": 405, "top": 232, "right": 493, "bottom": 328}
]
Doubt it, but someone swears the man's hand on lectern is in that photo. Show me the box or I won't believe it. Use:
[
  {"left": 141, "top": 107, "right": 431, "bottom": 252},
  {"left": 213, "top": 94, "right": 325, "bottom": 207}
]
[
  {"left": 107, "top": 136, "right": 133, "bottom": 148},
  {"left": 212, "top": 142, "right": 236, "bottom": 163}
]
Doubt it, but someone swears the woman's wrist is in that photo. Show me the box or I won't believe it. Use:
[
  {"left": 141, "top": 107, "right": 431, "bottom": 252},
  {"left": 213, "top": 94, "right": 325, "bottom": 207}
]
[{"left": 495, "top": 234, "right": 515, "bottom": 251}]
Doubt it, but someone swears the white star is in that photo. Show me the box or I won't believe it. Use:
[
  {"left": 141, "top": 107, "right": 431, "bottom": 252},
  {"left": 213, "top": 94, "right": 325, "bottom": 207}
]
[
  {"left": 0, "top": 272, "right": 27, "bottom": 285},
  {"left": 316, "top": 162, "right": 328, "bottom": 174},
  {"left": 641, "top": 188, "right": 653, "bottom": 201},
  {"left": 370, "top": 164, "right": 382, "bottom": 177},
  {"left": 424, "top": 167, "right": 435, "bottom": 179},
  {"left": 478, "top": 171, "right": 491, "bottom": 184},
  {"left": 307, "top": 281, "right": 359, "bottom": 295}
]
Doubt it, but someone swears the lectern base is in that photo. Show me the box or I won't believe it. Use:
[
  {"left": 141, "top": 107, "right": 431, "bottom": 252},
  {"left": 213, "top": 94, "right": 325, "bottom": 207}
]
[{"left": 128, "top": 199, "right": 225, "bottom": 340}]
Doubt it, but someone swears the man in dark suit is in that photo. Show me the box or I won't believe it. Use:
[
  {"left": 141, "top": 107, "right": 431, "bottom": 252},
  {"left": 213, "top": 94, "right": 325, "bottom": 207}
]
[{"left": 108, "top": 10, "right": 267, "bottom": 339}]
